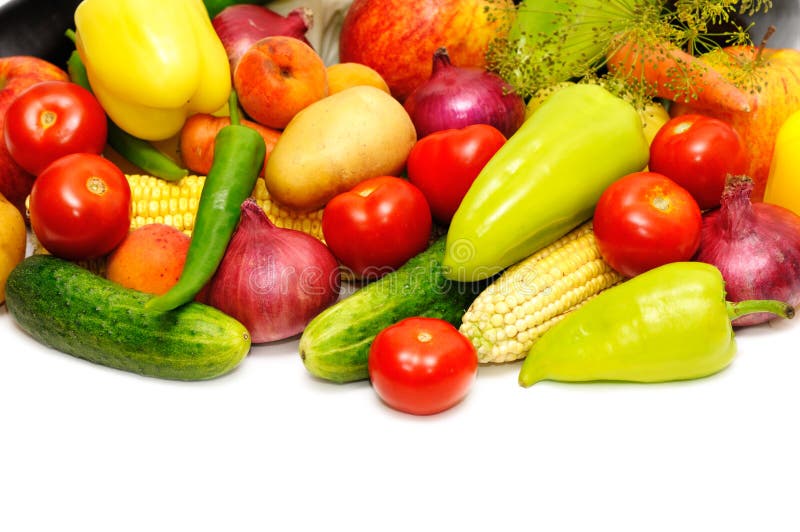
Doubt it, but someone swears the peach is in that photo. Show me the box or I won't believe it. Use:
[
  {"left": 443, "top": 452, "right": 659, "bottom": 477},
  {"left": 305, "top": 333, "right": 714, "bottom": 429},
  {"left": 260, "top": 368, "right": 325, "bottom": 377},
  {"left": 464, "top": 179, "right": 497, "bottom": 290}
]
[
  {"left": 326, "top": 62, "right": 390, "bottom": 95},
  {"left": 234, "top": 35, "right": 328, "bottom": 129},
  {"left": 105, "top": 224, "right": 191, "bottom": 295}
]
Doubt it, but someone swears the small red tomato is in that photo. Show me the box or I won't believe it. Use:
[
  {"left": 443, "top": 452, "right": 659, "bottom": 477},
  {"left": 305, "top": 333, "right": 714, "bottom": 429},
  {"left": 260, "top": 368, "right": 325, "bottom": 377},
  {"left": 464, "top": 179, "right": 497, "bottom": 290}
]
[
  {"left": 406, "top": 124, "right": 506, "bottom": 224},
  {"left": 649, "top": 113, "right": 746, "bottom": 210},
  {"left": 593, "top": 171, "right": 702, "bottom": 277},
  {"left": 322, "top": 176, "right": 432, "bottom": 279},
  {"left": 29, "top": 153, "right": 131, "bottom": 260},
  {"left": 368, "top": 317, "right": 478, "bottom": 416},
  {"left": 3, "top": 80, "right": 107, "bottom": 176}
]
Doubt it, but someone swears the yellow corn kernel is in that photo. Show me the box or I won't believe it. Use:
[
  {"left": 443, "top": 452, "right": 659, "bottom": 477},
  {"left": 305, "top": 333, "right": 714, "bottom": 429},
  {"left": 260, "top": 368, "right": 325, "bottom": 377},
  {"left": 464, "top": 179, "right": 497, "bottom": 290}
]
[
  {"left": 459, "top": 222, "right": 624, "bottom": 364},
  {"left": 126, "top": 174, "right": 325, "bottom": 241},
  {"left": 249, "top": 178, "right": 324, "bottom": 240}
]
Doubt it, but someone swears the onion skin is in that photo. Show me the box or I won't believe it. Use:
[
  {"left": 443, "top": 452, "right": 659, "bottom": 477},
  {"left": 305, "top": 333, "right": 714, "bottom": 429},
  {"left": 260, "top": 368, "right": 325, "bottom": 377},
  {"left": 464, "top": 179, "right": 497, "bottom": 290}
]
[
  {"left": 403, "top": 47, "right": 526, "bottom": 139},
  {"left": 212, "top": 5, "right": 314, "bottom": 74},
  {"left": 695, "top": 175, "right": 800, "bottom": 326},
  {"left": 207, "top": 199, "right": 340, "bottom": 343}
]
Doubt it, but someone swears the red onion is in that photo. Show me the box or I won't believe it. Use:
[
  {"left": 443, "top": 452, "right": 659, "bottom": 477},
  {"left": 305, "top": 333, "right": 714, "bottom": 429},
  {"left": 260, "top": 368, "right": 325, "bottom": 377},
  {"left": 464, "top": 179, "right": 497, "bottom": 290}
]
[
  {"left": 695, "top": 175, "right": 800, "bottom": 326},
  {"left": 403, "top": 47, "right": 526, "bottom": 139},
  {"left": 207, "top": 199, "right": 340, "bottom": 343},
  {"left": 212, "top": 5, "right": 314, "bottom": 73}
]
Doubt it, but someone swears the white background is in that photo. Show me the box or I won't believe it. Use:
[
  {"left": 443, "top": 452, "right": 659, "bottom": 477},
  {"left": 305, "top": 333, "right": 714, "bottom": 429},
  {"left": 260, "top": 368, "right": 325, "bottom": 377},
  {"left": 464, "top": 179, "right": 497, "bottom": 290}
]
[
  {"left": 3, "top": 1, "right": 800, "bottom": 531},
  {"left": 2, "top": 254, "right": 800, "bottom": 532}
]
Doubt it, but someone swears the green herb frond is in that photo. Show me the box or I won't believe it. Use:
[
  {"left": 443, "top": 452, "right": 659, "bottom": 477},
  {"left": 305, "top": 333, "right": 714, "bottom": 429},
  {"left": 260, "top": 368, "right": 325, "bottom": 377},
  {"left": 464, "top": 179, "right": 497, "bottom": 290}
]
[{"left": 484, "top": 0, "right": 769, "bottom": 106}]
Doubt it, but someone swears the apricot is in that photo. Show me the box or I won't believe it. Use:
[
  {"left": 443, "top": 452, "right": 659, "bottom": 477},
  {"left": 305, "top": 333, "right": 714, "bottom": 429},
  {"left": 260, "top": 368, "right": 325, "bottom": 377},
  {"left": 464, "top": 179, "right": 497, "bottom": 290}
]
[
  {"left": 105, "top": 224, "right": 190, "bottom": 295},
  {"left": 326, "top": 62, "right": 390, "bottom": 95}
]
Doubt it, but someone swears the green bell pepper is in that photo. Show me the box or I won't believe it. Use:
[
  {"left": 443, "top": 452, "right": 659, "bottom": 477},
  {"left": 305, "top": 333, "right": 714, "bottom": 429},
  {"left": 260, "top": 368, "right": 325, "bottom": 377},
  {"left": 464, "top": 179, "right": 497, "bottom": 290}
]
[
  {"left": 519, "top": 262, "right": 795, "bottom": 387},
  {"left": 443, "top": 83, "right": 649, "bottom": 282}
]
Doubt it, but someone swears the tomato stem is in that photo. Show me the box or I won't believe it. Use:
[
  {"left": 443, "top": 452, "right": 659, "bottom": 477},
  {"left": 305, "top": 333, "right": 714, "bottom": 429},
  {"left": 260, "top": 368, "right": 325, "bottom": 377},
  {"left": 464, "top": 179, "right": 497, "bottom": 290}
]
[
  {"left": 651, "top": 195, "right": 671, "bottom": 212},
  {"left": 85, "top": 176, "right": 107, "bottom": 196},
  {"left": 40, "top": 110, "right": 57, "bottom": 129}
]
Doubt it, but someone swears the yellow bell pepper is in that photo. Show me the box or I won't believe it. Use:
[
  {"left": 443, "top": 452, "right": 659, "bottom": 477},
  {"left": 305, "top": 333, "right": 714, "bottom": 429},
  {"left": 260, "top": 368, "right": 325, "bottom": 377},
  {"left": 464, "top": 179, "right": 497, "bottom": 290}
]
[
  {"left": 764, "top": 109, "right": 800, "bottom": 216},
  {"left": 74, "top": 0, "right": 231, "bottom": 141}
]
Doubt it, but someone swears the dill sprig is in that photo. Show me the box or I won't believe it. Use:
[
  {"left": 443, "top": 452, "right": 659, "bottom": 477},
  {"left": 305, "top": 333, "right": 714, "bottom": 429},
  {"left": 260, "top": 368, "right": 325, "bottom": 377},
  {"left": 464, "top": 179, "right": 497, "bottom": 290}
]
[{"left": 485, "top": 0, "right": 771, "bottom": 102}]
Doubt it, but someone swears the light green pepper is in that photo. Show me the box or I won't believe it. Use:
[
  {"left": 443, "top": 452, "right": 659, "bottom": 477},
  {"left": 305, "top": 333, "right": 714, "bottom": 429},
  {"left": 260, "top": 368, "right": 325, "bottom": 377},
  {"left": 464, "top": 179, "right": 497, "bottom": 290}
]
[
  {"left": 443, "top": 83, "right": 649, "bottom": 282},
  {"left": 519, "top": 262, "right": 795, "bottom": 387}
]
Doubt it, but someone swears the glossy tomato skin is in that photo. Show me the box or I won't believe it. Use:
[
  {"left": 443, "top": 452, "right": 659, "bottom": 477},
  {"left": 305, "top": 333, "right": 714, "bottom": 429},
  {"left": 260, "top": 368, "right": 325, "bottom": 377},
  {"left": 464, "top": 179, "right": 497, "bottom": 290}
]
[
  {"left": 3, "top": 80, "right": 107, "bottom": 176},
  {"left": 649, "top": 113, "right": 746, "bottom": 210},
  {"left": 406, "top": 124, "right": 506, "bottom": 224},
  {"left": 29, "top": 153, "right": 131, "bottom": 260},
  {"left": 368, "top": 317, "right": 478, "bottom": 416},
  {"left": 593, "top": 171, "right": 702, "bottom": 278},
  {"left": 322, "top": 176, "right": 432, "bottom": 279}
]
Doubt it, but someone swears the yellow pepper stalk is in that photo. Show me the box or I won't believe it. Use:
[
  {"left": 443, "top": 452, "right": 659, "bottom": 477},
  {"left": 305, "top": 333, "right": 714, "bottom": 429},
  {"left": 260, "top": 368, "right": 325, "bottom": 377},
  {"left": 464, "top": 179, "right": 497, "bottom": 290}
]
[{"left": 74, "top": 0, "right": 231, "bottom": 141}]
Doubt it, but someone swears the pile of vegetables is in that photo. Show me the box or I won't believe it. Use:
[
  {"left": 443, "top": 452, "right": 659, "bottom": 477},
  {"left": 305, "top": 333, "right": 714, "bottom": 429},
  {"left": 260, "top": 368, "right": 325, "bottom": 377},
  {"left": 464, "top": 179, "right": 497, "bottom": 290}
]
[{"left": 2, "top": 0, "right": 800, "bottom": 417}]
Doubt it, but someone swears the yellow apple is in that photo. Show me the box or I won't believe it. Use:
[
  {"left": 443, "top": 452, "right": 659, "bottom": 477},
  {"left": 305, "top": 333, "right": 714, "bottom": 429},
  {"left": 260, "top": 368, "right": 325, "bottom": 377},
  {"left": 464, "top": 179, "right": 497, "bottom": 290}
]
[{"left": 0, "top": 190, "right": 26, "bottom": 303}]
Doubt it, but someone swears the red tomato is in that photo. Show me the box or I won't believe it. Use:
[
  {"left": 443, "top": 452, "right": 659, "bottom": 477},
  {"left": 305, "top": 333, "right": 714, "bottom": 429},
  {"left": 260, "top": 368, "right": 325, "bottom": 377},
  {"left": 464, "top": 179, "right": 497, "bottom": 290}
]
[
  {"left": 406, "top": 124, "right": 506, "bottom": 224},
  {"left": 593, "top": 171, "right": 702, "bottom": 277},
  {"left": 649, "top": 113, "right": 746, "bottom": 210},
  {"left": 3, "top": 80, "right": 107, "bottom": 176},
  {"left": 29, "top": 153, "right": 131, "bottom": 260},
  {"left": 322, "top": 176, "right": 432, "bottom": 279},
  {"left": 368, "top": 317, "right": 478, "bottom": 415}
]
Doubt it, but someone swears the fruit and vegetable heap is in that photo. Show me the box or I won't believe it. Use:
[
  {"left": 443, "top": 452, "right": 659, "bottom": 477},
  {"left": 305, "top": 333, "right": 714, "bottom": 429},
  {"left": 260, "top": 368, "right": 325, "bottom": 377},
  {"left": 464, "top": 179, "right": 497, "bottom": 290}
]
[{"left": 2, "top": 0, "right": 800, "bottom": 416}]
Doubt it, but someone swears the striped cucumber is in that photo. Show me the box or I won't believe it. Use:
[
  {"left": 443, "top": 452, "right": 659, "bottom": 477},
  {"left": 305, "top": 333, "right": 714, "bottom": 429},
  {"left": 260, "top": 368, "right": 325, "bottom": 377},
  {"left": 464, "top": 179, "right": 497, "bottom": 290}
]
[
  {"left": 299, "top": 237, "right": 485, "bottom": 383},
  {"left": 5, "top": 255, "right": 250, "bottom": 380}
]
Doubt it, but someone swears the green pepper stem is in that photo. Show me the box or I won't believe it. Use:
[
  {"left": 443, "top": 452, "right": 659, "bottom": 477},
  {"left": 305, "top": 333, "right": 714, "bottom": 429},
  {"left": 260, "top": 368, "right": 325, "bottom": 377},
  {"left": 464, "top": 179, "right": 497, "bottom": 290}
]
[
  {"left": 229, "top": 90, "right": 241, "bottom": 126},
  {"left": 65, "top": 28, "right": 76, "bottom": 44},
  {"left": 726, "top": 299, "right": 795, "bottom": 321}
]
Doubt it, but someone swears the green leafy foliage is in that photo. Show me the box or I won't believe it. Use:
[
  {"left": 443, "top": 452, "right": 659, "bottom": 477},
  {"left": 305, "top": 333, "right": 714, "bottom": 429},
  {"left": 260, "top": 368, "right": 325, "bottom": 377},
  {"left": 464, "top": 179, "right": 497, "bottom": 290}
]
[{"left": 485, "top": 0, "right": 771, "bottom": 100}]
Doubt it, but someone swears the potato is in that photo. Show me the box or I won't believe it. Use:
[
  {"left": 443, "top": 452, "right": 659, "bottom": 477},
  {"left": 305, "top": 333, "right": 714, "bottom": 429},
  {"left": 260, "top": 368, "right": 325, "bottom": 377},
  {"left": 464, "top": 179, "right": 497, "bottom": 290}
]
[
  {"left": 105, "top": 224, "right": 190, "bottom": 295},
  {"left": 264, "top": 85, "right": 417, "bottom": 211},
  {"left": 0, "top": 191, "right": 26, "bottom": 304}
]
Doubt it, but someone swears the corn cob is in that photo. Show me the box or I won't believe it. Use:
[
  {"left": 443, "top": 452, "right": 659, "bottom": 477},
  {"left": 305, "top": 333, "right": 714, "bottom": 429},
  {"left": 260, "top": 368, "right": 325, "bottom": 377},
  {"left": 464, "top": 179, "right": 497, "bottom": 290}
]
[
  {"left": 459, "top": 222, "right": 624, "bottom": 364},
  {"left": 28, "top": 175, "right": 326, "bottom": 275},
  {"left": 126, "top": 174, "right": 325, "bottom": 241}
]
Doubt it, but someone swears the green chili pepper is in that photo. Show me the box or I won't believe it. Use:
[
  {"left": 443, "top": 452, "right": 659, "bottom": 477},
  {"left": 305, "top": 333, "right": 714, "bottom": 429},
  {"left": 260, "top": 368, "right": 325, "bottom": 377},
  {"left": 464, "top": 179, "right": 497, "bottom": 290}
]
[
  {"left": 443, "top": 83, "right": 650, "bottom": 282},
  {"left": 518, "top": 262, "right": 795, "bottom": 387},
  {"left": 65, "top": 30, "right": 188, "bottom": 181},
  {"left": 145, "top": 91, "right": 266, "bottom": 312},
  {"left": 103, "top": 125, "right": 188, "bottom": 181}
]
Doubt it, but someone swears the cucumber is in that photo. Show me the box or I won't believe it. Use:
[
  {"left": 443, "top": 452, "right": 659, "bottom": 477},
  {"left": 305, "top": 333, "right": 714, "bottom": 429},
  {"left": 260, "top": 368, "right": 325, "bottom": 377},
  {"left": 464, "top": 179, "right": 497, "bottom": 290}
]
[
  {"left": 5, "top": 255, "right": 251, "bottom": 381},
  {"left": 299, "top": 236, "right": 485, "bottom": 383}
]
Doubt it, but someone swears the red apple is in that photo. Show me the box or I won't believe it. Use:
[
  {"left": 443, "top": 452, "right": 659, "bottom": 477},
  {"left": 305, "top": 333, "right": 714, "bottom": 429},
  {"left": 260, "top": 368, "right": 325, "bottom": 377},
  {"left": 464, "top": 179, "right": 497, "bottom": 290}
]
[
  {"left": 0, "top": 56, "right": 69, "bottom": 216},
  {"left": 670, "top": 46, "right": 800, "bottom": 202},
  {"left": 339, "top": 0, "right": 515, "bottom": 102}
]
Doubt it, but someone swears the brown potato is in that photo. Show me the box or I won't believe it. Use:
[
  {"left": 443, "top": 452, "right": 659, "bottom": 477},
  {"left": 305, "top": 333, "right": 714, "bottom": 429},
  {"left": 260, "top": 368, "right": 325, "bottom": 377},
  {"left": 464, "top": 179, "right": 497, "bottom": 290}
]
[{"left": 264, "top": 85, "right": 417, "bottom": 212}]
